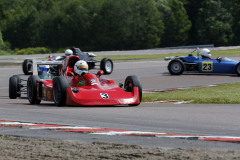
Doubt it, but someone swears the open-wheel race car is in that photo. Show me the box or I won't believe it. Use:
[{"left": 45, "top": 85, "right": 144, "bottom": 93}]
[
  {"left": 10, "top": 55, "right": 142, "bottom": 106},
  {"left": 164, "top": 48, "right": 240, "bottom": 75},
  {"left": 22, "top": 47, "right": 113, "bottom": 75}
]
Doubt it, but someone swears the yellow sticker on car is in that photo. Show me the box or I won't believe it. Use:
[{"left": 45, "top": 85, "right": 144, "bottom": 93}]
[{"left": 202, "top": 62, "right": 213, "bottom": 72}]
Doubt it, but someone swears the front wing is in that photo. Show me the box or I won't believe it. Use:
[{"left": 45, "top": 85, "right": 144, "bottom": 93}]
[{"left": 66, "top": 87, "right": 140, "bottom": 106}]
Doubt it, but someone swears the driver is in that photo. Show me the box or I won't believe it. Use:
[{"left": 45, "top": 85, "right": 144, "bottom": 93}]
[
  {"left": 201, "top": 48, "right": 211, "bottom": 59},
  {"left": 74, "top": 60, "right": 89, "bottom": 76},
  {"left": 65, "top": 49, "right": 73, "bottom": 56}
]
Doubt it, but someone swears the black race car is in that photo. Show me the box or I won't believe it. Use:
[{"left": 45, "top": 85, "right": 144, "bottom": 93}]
[{"left": 22, "top": 47, "right": 113, "bottom": 75}]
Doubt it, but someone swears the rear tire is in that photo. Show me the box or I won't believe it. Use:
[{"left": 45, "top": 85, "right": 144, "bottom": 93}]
[
  {"left": 13, "top": 75, "right": 21, "bottom": 97},
  {"left": 124, "top": 75, "right": 142, "bottom": 106},
  {"left": 100, "top": 58, "right": 113, "bottom": 75},
  {"left": 236, "top": 63, "right": 240, "bottom": 76},
  {"left": 27, "top": 75, "right": 41, "bottom": 104},
  {"left": 168, "top": 59, "right": 185, "bottom": 75},
  {"left": 53, "top": 76, "right": 69, "bottom": 106},
  {"left": 9, "top": 76, "right": 18, "bottom": 99},
  {"left": 22, "top": 59, "right": 33, "bottom": 75}
]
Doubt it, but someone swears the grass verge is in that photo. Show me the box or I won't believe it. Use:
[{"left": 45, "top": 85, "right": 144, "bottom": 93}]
[{"left": 142, "top": 82, "right": 240, "bottom": 104}]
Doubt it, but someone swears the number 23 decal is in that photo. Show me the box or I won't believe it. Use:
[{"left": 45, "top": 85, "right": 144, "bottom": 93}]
[{"left": 202, "top": 62, "right": 213, "bottom": 72}]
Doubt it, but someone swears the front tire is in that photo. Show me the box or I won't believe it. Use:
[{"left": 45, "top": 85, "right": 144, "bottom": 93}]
[
  {"left": 124, "top": 75, "right": 142, "bottom": 106},
  {"left": 168, "top": 59, "right": 185, "bottom": 75},
  {"left": 27, "top": 75, "right": 41, "bottom": 104},
  {"left": 22, "top": 59, "right": 33, "bottom": 75},
  {"left": 100, "top": 58, "right": 113, "bottom": 75},
  {"left": 53, "top": 76, "right": 69, "bottom": 106}
]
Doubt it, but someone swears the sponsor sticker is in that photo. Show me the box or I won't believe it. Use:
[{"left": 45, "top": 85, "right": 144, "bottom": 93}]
[
  {"left": 90, "top": 79, "right": 97, "bottom": 85},
  {"left": 47, "top": 90, "right": 51, "bottom": 100},
  {"left": 42, "top": 88, "right": 46, "bottom": 99}
]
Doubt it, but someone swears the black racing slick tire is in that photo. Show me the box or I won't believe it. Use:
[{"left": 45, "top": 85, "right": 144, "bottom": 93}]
[
  {"left": 9, "top": 76, "right": 18, "bottom": 99},
  {"left": 100, "top": 58, "right": 113, "bottom": 75},
  {"left": 13, "top": 75, "right": 21, "bottom": 97},
  {"left": 22, "top": 59, "right": 33, "bottom": 75},
  {"left": 27, "top": 75, "right": 41, "bottom": 104},
  {"left": 124, "top": 75, "right": 142, "bottom": 106},
  {"left": 52, "top": 76, "right": 70, "bottom": 106},
  {"left": 236, "top": 63, "right": 240, "bottom": 76},
  {"left": 168, "top": 59, "right": 185, "bottom": 75}
]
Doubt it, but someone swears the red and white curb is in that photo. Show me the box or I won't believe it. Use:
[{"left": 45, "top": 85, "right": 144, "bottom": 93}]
[{"left": 1, "top": 120, "right": 240, "bottom": 143}]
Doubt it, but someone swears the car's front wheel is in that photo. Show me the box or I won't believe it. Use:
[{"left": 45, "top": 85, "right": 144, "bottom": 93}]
[
  {"left": 124, "top": 75, "right": 142, "bottom": 106},
  {"left": 168, "top": 59, "right": 185, "bottom": 75},
  {"left": 53, "top": 76, "right": 69, "bottom": 106}
]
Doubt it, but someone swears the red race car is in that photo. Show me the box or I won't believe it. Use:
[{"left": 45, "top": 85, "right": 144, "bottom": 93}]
[{"left": 25, "top": 55, "right": 142, "bottom": 106}]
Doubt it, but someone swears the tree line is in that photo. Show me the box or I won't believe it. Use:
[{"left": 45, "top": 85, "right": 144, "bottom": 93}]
[{"left": 0, "top": 0, "right": 239, "bottom": 51}]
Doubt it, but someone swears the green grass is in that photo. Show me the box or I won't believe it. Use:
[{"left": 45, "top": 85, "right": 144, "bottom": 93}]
[
  {"left": 142, "top": 82, "right": 240, "bottom": 104},
  {"left": 0, "top": 50, "right": 13, "bottom": 55},
  {"left": 96, "top": 49, "right": 240, "bottom": 60},
  {"left": 211, "top": 49, "right": 240, "bottom": 56}
]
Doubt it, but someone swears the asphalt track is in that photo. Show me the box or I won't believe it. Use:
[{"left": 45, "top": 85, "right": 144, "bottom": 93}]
[{"left": 1, "top": 59, "right": 240, "bottom": 150}]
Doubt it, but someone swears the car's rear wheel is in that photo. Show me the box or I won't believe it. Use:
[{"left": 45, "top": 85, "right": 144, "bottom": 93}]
[
  {"left": 9, "top": 76, "right": 18, "bottom": 99},
  {"left": 27, "top": 75, "right": 41, "bottom": 104},
  {"left": 236, "top": 63, "right": 240, "bottom": 76},
  {"left": 100, "top": 58, "right": 113, "bottom": 75},
  {"left": 53, "top": 76, "right": 69, "bottom": 106},
  {"left": 168, "top": 59, "right": 185, "bottom": 75},
  {"left": 22, "top": 59, "right": 33, "bottom": 75},
  {"left": 13, "top": 75, "right": 21, "bottom": 97},
  {"left": 124, "top": 75, "right": 142, "bottom": 106}
]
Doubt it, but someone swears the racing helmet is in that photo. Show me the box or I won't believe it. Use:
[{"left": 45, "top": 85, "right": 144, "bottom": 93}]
[
  {"left": 65, "top": 49, "right": 73, "bottom": 56},
  {"left": 74, "top": 60, "right": 88, "bottom": 76},
  {"left": 201, "top": 48, "right": 211, "bottom": 58}
]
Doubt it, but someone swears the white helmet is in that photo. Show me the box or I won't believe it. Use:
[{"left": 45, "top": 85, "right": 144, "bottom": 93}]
[
  {"left": 65, "top": 49, "right": 73, "bottom": 56},
  {"left": 201, "top": 48, "right": 211, "bottom": 58},
  {"left": 74, "top": 60, "right": 88, "bottom": 76}
]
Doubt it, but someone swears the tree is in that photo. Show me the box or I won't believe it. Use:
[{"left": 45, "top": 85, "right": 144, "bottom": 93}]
[
  {"left": 0, "top": 29, "right": 3, "bottom": 49},
  {"left": 195, "top": 0, "right": 233, "bottom": 46},
  {"left": 230, "top": 0, "right": 240, "bottom": 45},
  {"left": 0, "top": 0, "right": 40, "bottom": 48},
  {"left": 155, "top": 0, "right": 191, "bottom": 47},
  {"left": 93, "top": 0, "right": 164, "bottom": 50},
  {"left": 180, "top": 0, "right": 204, "bottom": 45}
]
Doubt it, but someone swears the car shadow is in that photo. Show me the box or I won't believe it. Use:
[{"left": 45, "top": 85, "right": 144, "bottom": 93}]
[{"left": 19, "top": 102, "right": 138, "bottom": 108}]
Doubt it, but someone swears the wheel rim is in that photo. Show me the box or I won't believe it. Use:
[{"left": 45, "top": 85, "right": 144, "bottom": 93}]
[
  {"left": 171, "top": 62, "right": 182, "bottom": 73},
  {"left": 53, "top": 82, "right": 60, "bottom": 104},
  {"left": 105, "top": 61, "right": 112, "bottom": 73}
]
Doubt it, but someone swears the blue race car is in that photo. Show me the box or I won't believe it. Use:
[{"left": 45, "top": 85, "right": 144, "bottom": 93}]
[{"left": 164, "top": 48, "right": 240, "bottom": 75}]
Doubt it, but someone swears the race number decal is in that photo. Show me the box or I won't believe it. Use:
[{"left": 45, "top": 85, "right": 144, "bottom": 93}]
[
  {"left": 100, "top": 93, "right": 109, "bottom": 99},
  {"left": 202, "top": 62, "right": 213, "bottom": 72}
]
